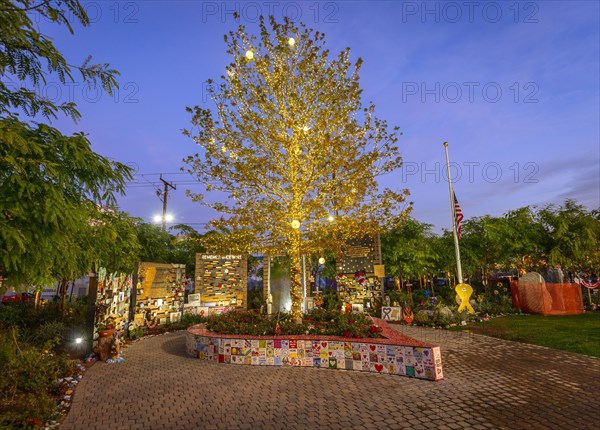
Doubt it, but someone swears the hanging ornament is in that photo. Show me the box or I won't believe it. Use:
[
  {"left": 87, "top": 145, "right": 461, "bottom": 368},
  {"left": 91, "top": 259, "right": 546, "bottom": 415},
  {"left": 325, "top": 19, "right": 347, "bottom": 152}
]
[
  {"left": 245, "top": 50, "right": 254, "bottom": 60},
  {"left": 291, "top": 220, "right": 300, "bottom": 229},
  {"left": 288, "top": 37, "right": 295, "bottom": 46}
]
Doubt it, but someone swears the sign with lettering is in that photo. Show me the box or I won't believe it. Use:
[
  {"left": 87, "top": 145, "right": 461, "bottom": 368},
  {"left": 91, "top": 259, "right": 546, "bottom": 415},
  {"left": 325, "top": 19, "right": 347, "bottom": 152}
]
[{"left": 337, "top": 234, "right": 382, "bottom": 275}]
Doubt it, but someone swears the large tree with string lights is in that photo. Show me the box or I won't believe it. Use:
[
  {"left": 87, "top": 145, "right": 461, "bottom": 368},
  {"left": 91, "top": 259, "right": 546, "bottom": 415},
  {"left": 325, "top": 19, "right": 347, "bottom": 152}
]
[{"left": 184, "top": 16, "right": 410, "bottom": 321}]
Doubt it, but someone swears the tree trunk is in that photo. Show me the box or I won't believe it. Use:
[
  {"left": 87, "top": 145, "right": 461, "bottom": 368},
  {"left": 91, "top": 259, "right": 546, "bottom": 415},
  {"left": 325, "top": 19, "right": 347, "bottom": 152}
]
[
  {"left": 289, "top": 249, "right": 303, "bottom": 323},
  {"left": 69, "top": 277, "right": 76, "bottom": 302},
  {"left": 59, "top": 277, "right": 68, "bottom": 313},
  {"left": 289, "top": 229, "right": 303, "bottom": 323}
]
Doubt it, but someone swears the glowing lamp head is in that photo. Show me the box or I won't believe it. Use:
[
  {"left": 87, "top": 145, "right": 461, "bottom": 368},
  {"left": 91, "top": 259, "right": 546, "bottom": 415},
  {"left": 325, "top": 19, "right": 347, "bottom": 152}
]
[
  {"left": 328, "top": 215, "right": 335, "bottom": 222},
  {"left": 291, "top": 220, "right": 300, "bottom": 229},
  {"left": 165, "top": 214, "right": 174, "bottom": 222},
  {"left": 75, "top": 337, "right": 83, "bottom": 345},
  {"left": 318, "top": 257, "right": 326, "bottom": 265},
  {"left": 153, "top": 215, "right": 162, "bottom": 223},
  {"left": 288, "top": 37, "right": 295, "bottom": 46},
  {"left": 245, "top": 50, "right": 254, "bottom": 60}
]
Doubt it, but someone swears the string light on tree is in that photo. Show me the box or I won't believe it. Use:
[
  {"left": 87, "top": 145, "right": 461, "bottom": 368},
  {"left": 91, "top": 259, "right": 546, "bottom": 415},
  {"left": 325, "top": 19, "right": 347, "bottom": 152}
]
[{"left": 183, "top": 17, "right": 410, "bottom": 322}]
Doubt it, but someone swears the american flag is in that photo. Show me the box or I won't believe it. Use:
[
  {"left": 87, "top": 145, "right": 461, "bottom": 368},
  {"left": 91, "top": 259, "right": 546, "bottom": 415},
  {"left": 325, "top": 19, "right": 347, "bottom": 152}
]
[{"left": 453, "top": 192, "right": 464, "bottom": 240}]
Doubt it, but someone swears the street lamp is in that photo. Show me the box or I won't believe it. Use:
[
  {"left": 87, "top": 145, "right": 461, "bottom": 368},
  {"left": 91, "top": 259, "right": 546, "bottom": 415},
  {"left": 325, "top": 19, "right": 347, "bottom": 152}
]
[{"left": 153, "top": 213, "right": 174, "bottom": 231}]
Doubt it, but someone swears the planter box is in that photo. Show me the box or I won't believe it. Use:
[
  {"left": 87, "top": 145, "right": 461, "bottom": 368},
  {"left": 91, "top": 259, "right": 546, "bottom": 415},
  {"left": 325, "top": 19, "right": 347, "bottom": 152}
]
[{"left": 186, "top": 318, "right": 443, "bottom": 381}]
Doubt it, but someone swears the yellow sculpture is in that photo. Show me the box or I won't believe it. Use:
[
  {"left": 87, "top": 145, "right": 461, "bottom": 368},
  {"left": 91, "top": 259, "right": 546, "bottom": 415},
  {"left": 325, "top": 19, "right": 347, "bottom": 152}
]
[{"left": 455, "top": 283, "right": 475, "bottom": 314}]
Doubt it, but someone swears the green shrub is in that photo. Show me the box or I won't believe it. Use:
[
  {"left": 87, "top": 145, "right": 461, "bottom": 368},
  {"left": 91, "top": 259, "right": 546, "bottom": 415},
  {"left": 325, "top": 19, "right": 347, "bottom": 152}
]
[
  {"left": 0, "top": 329, "right": 72, "bottom": 428},
  {"left": 413, "top": 312, "right": 433, "bottom": 326},
  {"left": 32, "top": 321, "right": 66, "bottom": 349},
  {"left": 322, "top": 289, "right": 339, "bottom": 311},
  {"left": 180, "top": 313, "right": 207, "bottom": 327},
  {"left": 0, "top": 302, "right": 35, "bottom": 330}
]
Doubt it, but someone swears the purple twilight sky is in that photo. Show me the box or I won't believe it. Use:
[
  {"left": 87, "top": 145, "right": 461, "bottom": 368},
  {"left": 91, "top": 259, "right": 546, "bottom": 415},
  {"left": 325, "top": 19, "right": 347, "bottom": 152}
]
[{"left": 33, "top": 1, "right": 599, "bottom": 233}]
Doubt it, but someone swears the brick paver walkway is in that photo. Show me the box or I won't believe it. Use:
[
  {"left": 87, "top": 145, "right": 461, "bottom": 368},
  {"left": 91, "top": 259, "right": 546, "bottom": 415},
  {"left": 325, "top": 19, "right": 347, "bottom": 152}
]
[{"left": 61, "top": 325, "right": 600, "bottom": 429}]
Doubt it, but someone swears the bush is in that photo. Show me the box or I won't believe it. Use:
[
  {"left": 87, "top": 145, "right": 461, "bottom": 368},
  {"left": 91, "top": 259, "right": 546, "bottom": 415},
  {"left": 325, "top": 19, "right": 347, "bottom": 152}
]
[
  {"left": 180, "top": 313, "right": 207, "bottom": 327},
  {"left": 0, "top": 302, "right": 36, "bottom": 330},
  {"left": 321, "top": 289, "right": 339, "bottom": 311},
  {"left": 32, "top": 321, "right": 67, "bottom": 349},
  {"left": 0, "top": 329, "right": 73, "bottom": 428},
  {"left": 163, "top": 313, "right": 209, "bottom": 332}
]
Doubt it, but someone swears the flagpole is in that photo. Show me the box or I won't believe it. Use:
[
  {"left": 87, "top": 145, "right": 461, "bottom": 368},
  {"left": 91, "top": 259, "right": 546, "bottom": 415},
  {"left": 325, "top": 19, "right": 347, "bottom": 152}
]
[{"left": 443, "top": 142, "right": 463, "bottom": 284}]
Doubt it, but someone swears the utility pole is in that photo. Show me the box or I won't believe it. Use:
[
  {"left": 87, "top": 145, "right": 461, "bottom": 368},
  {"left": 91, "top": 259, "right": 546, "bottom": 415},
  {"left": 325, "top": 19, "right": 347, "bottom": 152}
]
[{"left": 159, "top": 175, "right": 176, "bottom": 232}]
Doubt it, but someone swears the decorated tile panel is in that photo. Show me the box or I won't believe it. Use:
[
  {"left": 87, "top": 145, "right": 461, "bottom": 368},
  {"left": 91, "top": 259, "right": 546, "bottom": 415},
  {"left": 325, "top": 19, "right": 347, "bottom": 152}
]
[{"left": 187, "top": 333, "right": 443, "bottom": 381}]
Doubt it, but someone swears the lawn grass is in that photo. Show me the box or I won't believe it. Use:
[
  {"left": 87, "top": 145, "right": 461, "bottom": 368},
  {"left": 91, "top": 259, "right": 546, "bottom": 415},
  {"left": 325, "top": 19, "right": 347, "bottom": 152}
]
[{"left": 449, "top": 311, "right": 600, "bottom": 357}]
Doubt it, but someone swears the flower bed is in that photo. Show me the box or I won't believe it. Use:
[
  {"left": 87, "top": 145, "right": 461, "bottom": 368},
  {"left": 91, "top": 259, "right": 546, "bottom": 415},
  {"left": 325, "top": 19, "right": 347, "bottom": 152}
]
[
  {"left": 205, "top": 309, "right": 383, "bottom": 338},
  {"left": 186, "top": 317, "right": 443, "bottom": 381}
]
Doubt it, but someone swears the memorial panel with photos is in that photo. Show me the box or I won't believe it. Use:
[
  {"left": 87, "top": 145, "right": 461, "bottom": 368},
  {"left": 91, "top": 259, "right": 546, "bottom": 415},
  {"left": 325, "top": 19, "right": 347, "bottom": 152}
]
[
  {"left": 195, "top": 254, "right": 248, "bottom": 309},
  {"left": 134, "top": 262, "right": 186, "bottom": 327},
  {"left": 94, "top": 268, "right": 132, "bottom": 339},
  {"left": 335, "top": 234, "right": 383, "bottom": 310}
]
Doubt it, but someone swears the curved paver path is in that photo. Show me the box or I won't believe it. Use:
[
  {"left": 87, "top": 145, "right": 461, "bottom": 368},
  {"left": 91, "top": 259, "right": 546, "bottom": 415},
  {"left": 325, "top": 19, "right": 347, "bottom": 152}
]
[{"left": 61, "top": 325, "right": 600, "bottom": 430}]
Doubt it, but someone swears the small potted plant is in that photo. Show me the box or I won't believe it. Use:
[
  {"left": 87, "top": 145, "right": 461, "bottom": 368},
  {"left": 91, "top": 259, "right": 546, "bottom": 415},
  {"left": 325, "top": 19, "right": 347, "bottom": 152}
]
[{"left": 97, "top": 317, "right": 116, "bottom": 337}]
